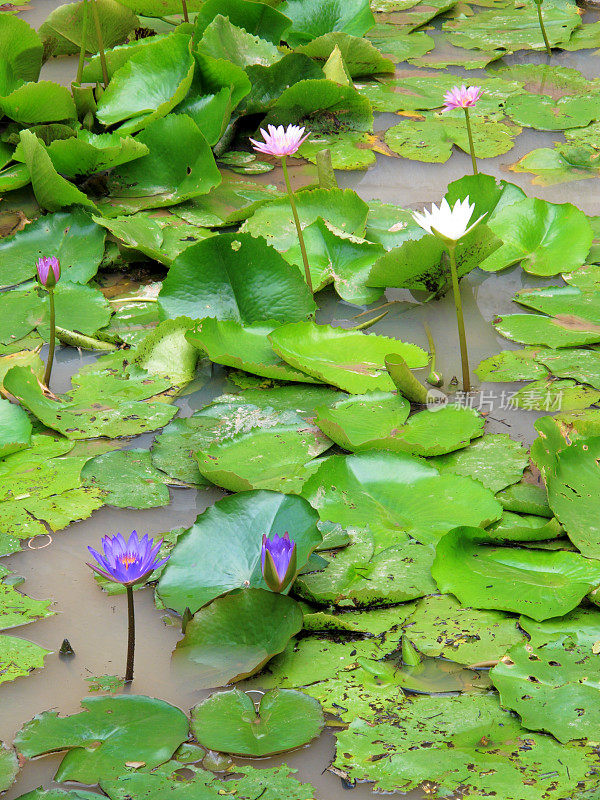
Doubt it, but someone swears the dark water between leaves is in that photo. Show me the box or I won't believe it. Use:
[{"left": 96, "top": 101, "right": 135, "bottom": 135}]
[{"left": 2, "top": 3, "right": 600, "bottom": 798}]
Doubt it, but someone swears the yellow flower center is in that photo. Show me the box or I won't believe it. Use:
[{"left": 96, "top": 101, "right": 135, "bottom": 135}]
[{"left": 120, "top": 554, "right": 137, "bottom": 569}]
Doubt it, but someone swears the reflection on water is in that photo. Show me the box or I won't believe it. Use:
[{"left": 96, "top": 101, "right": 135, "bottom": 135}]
[{"left": 3, "top": 2, "right": 600, "bottom": 797}]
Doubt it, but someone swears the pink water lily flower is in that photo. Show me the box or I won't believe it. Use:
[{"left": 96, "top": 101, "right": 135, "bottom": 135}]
[
  {"left": 443, "top": 85, "right": 483, "bottom": 111},
  {"left": 36, "top": 256, "right": 60, "bottom": 288},
  {"left": 250, "top": 124, "right": 310, "bottom": 157}
]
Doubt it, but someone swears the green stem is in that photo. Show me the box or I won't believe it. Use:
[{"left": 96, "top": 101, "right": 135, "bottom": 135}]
[
  {"left": 76, "top": 0, "right": 90, "bottom": 84},
  {"left": 535, "top": 0, "right": 552, "bottom": 56},
  {"left": 447, "top": 243, "right": 471, "bottom": 393},
  {"left": 91, "top": 0, "right": 109, "bottom": 89},
  {"left": 125, "top": 585, "right": 135, "bottom": 683},
  {"left": 463, "top": 106, "right": 478, "bottom": 176},
  {"left": 44, "top": 288, "right": 56, "bottom": 388},
  {"left": 281, "top": 155, "right": 313, "bottom": 294},
  {"left": 181, "top": 0, "right": 189, "bottom": 21}
]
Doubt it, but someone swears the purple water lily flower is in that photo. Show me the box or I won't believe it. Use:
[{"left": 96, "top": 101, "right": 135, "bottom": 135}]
[
  {"left": 36, "top": 256, "right": 60, "bottom": 288},
  {"left": 261, "top": 531, "right": 297, "bottom": 593},
  {"left": 87, "top": 531, "right": 169, "bottom": 587}
]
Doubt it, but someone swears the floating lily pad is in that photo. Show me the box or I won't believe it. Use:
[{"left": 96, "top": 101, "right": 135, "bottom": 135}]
[
  {"left": 384, "top": 114, "right": 520, "bottom": 163},
  {"left": 505, "top": 93, "right": 600, "bottom": 131},
  {"left": 491, "top": 608, "right": 600, "bottom": 743},
  {"left": 535, "top": 348, "right": 600, "bottom": 389},
  {"left": 485, "top": 511, "right": 562, "bottom": 542},
  {"left": 0, "top": 399, "right": 31, "bottom": 458},
  {"left": 198, "top": 15, "right": 282, "bottom": 69},
  {"left": 81, "top": 449, "right": 169, "bottom": 509},
  {"left": 0, "top": 635, "right": 50, "bottom": 687},
  {"left": 509, "top": 144, "right": 600, "bottom": 186},
  {"left": 0, "top": 209, "right": 105, "bottom": 288},
  {"left": 158, "top": 490, "right": 320, "bottom": 614},
  {"left": 187, "top": 320, "right": 318, "bottom": 383},
  {"left": 173, "top": 589, "right": 303, "bottom": 688},
  {"left": 269, "top": 322, "right": 428, "bottom": 394},
  {"left": 193, "top": 0, "right": 291, "bottom": 44},
  {"left": 295, "top": 31, "right": 393, "bottom": 76},
  {"left": 39, "top": 0, "right": 137, "bottom": 56},
  {"left": 333, "top": 692, "right": 600, "bottom": 796},
  {"left": 301, "top": 451, "right": 501, "bottom": 544},
  {"left": 433, "top": 526, "right": 600, "bottom": 620},
  {"left": 294, "top": 527, "right": 437, "bottom": 606},
  {"left": 158, "top": 233, "right": 316, "bottom": 324},
  {"left": 509, "top": 378, "right": 600, "bottom": 411},
  {"left": 101, "top": 114, "right": 221, "bottom": 216},
  {"left": 476, "top": 348, "right": 549, "bottom": 382},
  {"left": 429, "top": 433, "right": 528, "bottom": 493},
  {"left": 191, "top": 688, "right": 324, "bottom": 755},
  {"left": 316, "top": 395, "right": 483, "bottom": 456},
  {"left": 365, "top": 29, "right": 433, "bottom": 61},
  {"left": 0, "top": 567, "right": 53, "bottom": 630},
  {"left": 403, "top": 593, "right": 523, "bottom": 665},
  {"left": 0, "top": 15, "right": 42, "bottom": 82},
  {"left": 280, "top": 0, "right": 375, "bottom": 47},
  {"left": 15, "top": 696, "right": 189, "bottom": 783},
  {"left": 480, "top": 197, "right": 593, "bottom": 275},
  {"left": 0, "top": 744, "right": 18, "bottom": 792},
  {"left": 496, "top": 481, "right": 552, "bottom": 517},
  {"left": 493, "top": 314, "right": 600, "bottom": 348}
]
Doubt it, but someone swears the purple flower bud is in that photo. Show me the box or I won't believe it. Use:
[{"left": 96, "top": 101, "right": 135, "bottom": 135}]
[
  {"left": 261, "top": 531, "right": 297, "bottom": 593},
  {"left": 87, "top": 531, "right": 169, "bottom": 587},
  {"left": 36, "top": 256, "right": 60, "bottom": 288}
]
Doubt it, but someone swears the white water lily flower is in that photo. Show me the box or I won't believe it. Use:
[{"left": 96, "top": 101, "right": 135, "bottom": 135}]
[{"left": 412, "top": 196, "right": 486, "bottom": 244}]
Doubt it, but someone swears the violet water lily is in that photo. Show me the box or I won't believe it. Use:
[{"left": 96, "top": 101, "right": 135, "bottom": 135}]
[
  {"left": 36, "top": 256, "right": 60, "bottom": 388},
  {"left": 261, "top": 532, "right": 297, "bottom": 593},
  {"left": 87, "top": 531, "right": 169, "bottom": 682},
  {"left": 250, "top": 125, "right": 313, "bottom": 293},
  {"left": 413, "top": 197, "right": 486, "bottom": 394},
  {"left": 443, "top": 85, "right": 482, "bottom": 175}
]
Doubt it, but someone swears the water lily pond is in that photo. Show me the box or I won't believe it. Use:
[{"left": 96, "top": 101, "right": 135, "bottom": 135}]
[{"left": 3, "top": 0, "right": 600, "bottom": 797}]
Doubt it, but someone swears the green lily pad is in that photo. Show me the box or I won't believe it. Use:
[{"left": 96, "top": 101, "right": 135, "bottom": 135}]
[
  {"left": 0, "top": 82, "right": 76, "bottom": 126},
  {"left": 0, "top": 635, "right": 50, "bottom": 686},
  {"left": 193, "top": 0, "right": 291, "bottom": 44},
  {"left": 509, "top": 378, "right": 600, "bottom": 411},
  {"left": 132, "top": 317, "right": 199, "bottom": 386},
  {"left": 493, "top": 314, "right": 600, "bottom": 348},
  {"left": 364, "top": 29, "right": 433, "bottom": 61},
  {"left": 301, "top": 451, "right": 501, "bottom": 544},
  {"left": 0, "top": 398, "right": 31, "bottom": 458},
  {"left": 368, "top": 0, "right": 454, "bottom": 33},
  {"left": 294, "top": 526, "right": 437, "bottom": 606},
  {"left": 432, "top": 526, "right": 600, "bottom": 621},
  {"left": 0, "top": 744, "right": 18, "bottom": 792},
  {"left": 101, "top": 114, "right": 221, "bottom": 216},
  {"left": 295, "top": 31, "right": 393, "bottom": 76},
  {"left": 429, "top": 433, "right": 529, "bottom": 493},
  {"left": 443, "top": 2, "right": 581, "bottom": 51},
  {"left": 187, "top": 320, "right": 318, "bottom": 383},
  {"left": 0, "top": 15, "right": 42, "bottom": 82},
  {"left": 409, "top": 36, "right": 504, "bottom": 69},
  {"left": 81, "top": 449, "right": 169, "bottom": 509},
  {"left": 190, "top": 688, "right": 324, "bottom": 756},
  {"left": 384, "top": 114, "right": 520, "bottom": 164},
  {"left": 280, "top": 0, "right": 374, "bottom": 47},
  {"left": 263, "top": 78, "right": 373, "bottom": 133},
  {"left": 316, "top": 395, "right": 483, "bottom": 456},
  {"left": 172, "top": 174, "right": 283, "bottom": 227},
  {"left": 544, "top": 435, "right": 600, "bottom": 558},
  {"left": 506, "top": 93, "right": 600, "bottom": 131},
  {"left": 269, "top": 322, "right": 428, "bottom": 393},
  {"left": 536, "top": 348, "right": 600, "bottom": 389},
  {"left": 13, "top": 790, "right": 99, "bottom": 800},
  {"left": 480, "top": 197, "right": 593, "bottom": 275},
  {"left": 99, "top": 762, "right": 317, "bottom": 800},
  {"left": 496, "top": 481, "right": 552, "bottom": 517},
  {"left": 297, "top": 130, "right": 377, "bottom": 170},
  {"left": 0, "top": 209, "right": 105, "bottom": 288},
  {"left": 173, "top": 589, "right": 303, "bottom": 688},
  {"left": 283, "top": 217, "right": 385, "bottom": 304},
  {"left": 301, "top": 603, "right": 415, "bottom": 634},
  {"left": 158, "top": 490, "right": 320, "bottom": 615},
  {"left": 4, "top": 366, "right": 177, "bottom": 440},
  {"left": 242, "top": 187, "right": 369, "bottom": 253},
  {"left": 0, "top": 567, "right": 53, "bottom": 630},
  {"left": 485, "top": 510, "right": 562, "bottom": 542},
  {"left": 198, "top": 15, "right": 282, "bottom": 69},
  {"left": 509, "top": 144, "right": 600, "bottom": 186},
  {"left": 97, "top": 33, "right": 194, "bottom": 134},
  {"left": 403, "top": 593, "right": 523, "bottom": 665},
  {"left": 38, "top": 131, "right": 149, "bottom": 179},
  {"left": 15, "top": 696, "right": 189, "bottom": 783},
  {"left": 333, "top": 692, "right": 600, "bottom": 796},
  {"left": 476, "top": 348, "right": 550, "bottom": 381},
  {"left": 39, "top": 0, "right": 137, "bottom": 56},
  {"left": 491, "top": 608, "right": 600, "bottom": 743},
  {"left": 515, "top": 284, "right": 600, "bottom": 321},
  {"left": 158, "top": 233, "right": 316, "bottom": 324}
]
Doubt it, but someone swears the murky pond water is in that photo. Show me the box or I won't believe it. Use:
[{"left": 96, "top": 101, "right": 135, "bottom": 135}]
[{"left": 3, "top": 2, "right": 600, "bottom": 798}]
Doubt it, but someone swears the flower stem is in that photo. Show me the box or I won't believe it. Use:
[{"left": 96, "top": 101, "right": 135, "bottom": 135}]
[
  {"left": 91, "top": 0, "right": 109, "bottom": 89},
  {"left": 281, "top": 155, "right": 313, "bottom": 293},
  {"left": 535, "top": 0, "right": 552, "bottom": 56},
  {"left": 463, "top": 106, "right": 478, "bottom": 176},
  {"left": 125, "top": 585, "right": 135, "bottom": 683},
  {"left": 447, "top": 243, "right": 471, "bottom": 393},
  {"left": 76, "top": 0, "right": 90, "bottom": 84},
  {"left": 181, "top": 0, "right": 189, "bottom": 21},
  {"left": 44, "top": 288, "right": 56, "bottom": 388}
]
